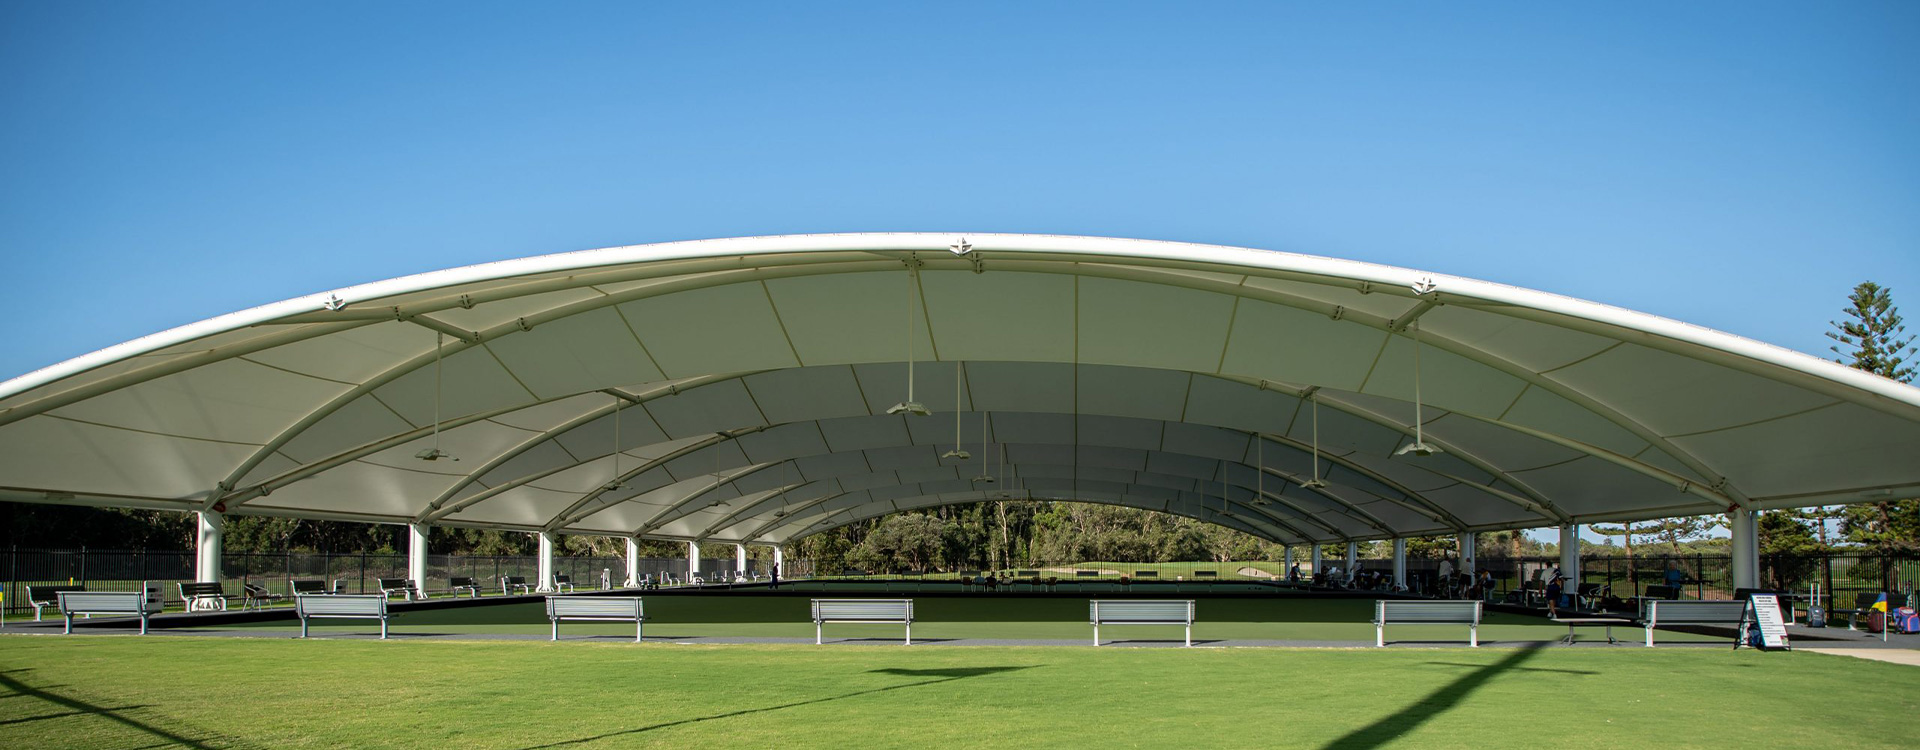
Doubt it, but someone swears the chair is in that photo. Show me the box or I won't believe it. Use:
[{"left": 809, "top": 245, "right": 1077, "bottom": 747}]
[{"left": 242, "top": 582, "right": 285, "bottom": 611}]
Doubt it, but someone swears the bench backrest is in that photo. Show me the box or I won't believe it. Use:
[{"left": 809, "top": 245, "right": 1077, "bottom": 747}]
[
  {"left": 290, "top": 579, "right": 330, "bottom": 595},
  {"left": 1193, "top": 570, "right": 1218, "bottom": 578},
  {"left": 1643, "top": 585, "right": 1680, "bottom": 600},
  {"left": 58, "top": 590, "right": 160, "bottom": 614},
  {"left": 451, "top": 576, "right": 478, "bottom": 587},
  {"left": 1853, "top": 591, "right": 1885, "bottom": 609},
  {"left": 504, "top": 576, "right": 528, "bottom": 585},
  {"left": 1075, "top": 570, "right": 1099, "bottom": 578},
  {"left": 1646, "top": 600, "right": 1747, "bottom": 624},
  {"left": 296, "top": 594, "right": 387, "bottom": 617},
  {"left": 554, "top": 575, "right": 571, "bottom": 584},
  {"left": 377, "top": 578, "right": 413, "bottom": 589},
  {"left": 179, "top": 581, "right": 225, "bottom": 597},
  {"left": 1376, "top": 600, "right": 1482, "bottom": 624},
  {"left": 547, "top": 596, "right": 643, "bottom": 619},
  {"left": 812, "top": 599, "right": 913, "bottom": 622},
  {"left": 1133, "top": 570, "right": 1159, "bottom": 578},
  {"left": 28, "top": 584, "right": 84, "bottom": 603},
  {"left": 1090, "top": 600, "right": 1194, "bottom": 624},
  {"left": 1576, "top": 582, "right": 1603, "bottom": 596}
]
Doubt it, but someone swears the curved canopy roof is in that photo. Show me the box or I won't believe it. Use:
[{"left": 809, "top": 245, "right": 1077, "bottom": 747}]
[{"left": 3, "top": 233, "right": 1918, "bottom": 546}]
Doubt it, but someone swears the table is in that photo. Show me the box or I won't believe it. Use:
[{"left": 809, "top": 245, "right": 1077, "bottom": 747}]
[{"left": 1552, "top": 616, "right": 1633, "bottom": 645}]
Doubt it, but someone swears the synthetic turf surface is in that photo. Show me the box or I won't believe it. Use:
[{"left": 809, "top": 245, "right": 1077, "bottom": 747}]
[
  {"left": 207, "top": 593, "right": 1729, "bottom": 644},
  {"left": 2, "top": 636, "right": 1915, "bottom": 749}
]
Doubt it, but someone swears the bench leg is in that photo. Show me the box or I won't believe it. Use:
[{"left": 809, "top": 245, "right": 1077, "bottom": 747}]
[
  {"left": 64, "top": 614, "right": 73, "bottom": 635},
  {"left": 300, "top": 616, "right": 310, "bottom": 639},
  {"left": 1645, "top": 625, "right": 1654, "bottom": 647},
  {"left": 1376, "top": 623, "right": 1383, "bottom": 648},
  {"left": 1185, "top": 624, "right": 1191, "bottom": 648},
  {"left": 905, "top": 622, "right": 911, "bottom": 646},
  {"left": 552, "top": 619, "right": 559, "bottom": 642},
  {"left": 380, "top": 618, "right": 388, "bottom": 640},
  {"left": 636, "top": 621, "right": 643, "bottom": 644},
  {"left": 1469, "top": 624, "right": 1477, "bottom": 648},
  {"left": 1094, "top": 623, "right": 1100, "bottom": 647},
  {"left": 816, "top": 622, "right": 822, "bottom": 645}
]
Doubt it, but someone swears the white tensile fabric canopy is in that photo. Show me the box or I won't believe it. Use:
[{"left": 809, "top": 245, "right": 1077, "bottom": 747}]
[{"left": 2, "top": 233, "right": 1917, "bottom": 548}]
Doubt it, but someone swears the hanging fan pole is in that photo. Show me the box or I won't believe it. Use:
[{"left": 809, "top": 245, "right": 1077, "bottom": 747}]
[
  {"left": 906, "top": 260, "right": 916, "bottom": 404},
  {"left": 431, "top": 332, "right": 443, "bottom": 449},
  {"left": 1312, "top": 398, "right": 1321, "bottom": 482},
  {"left": 1413, "top": 320, "right": 1424, "bottom": 444}
]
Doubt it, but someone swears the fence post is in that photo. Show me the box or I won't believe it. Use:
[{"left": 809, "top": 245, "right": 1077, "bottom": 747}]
[{"left": 79, "top": 545, "right": 87, "bottom": 585}]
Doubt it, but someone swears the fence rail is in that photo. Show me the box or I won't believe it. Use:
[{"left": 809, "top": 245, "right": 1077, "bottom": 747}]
[
  {"left": 791, "top": 553, "right": 1920, "bottom": 608},
  {"left": 0, "top": 548, "right": 795, "bottom": 615}
]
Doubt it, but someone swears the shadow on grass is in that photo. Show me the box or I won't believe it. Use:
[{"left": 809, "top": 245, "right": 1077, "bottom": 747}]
[
  {"left": 1321, "top": 645, "right": 1566, "bottom": 750},
  {"left": 0, "top": 669, "right": 258, "bottom": 750},
  {"left": 512, "top": 665, "right": 1034, "bottom": 749}
]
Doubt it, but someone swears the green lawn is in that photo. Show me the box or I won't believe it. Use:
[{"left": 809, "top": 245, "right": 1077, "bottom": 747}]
[
  {"left": 205, "top": 594, "right": 1728, "bottom": 644},
  {"left": 2, "top": 636, "right": 1914, "bottom": 749}
]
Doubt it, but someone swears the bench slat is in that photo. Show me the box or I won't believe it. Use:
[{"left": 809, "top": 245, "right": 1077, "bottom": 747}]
[
  {"left": 810, "top": 599, "right": 914, "bottom": 645},
  {"left": 1374, "top": 600, "right": 1482, "bottom": 647}
]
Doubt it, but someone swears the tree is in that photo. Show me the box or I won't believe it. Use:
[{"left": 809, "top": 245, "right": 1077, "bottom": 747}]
[
  {"left": 1827, "top": 280, "right": 1920, "bottom": 588},
  {"left": 1589, "top": 521, "right": 1645, "bottom": 595},
  {"left": 1827, "top": 281, "right": 1917, "bottom": 382},
  {"left": 1757, "top": 510, "right": 1824, "bottom": 591}
]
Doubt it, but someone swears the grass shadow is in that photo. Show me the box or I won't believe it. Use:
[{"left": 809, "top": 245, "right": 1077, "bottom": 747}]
[
  {"left": 512, "top": 665, "right": 1035, "bottom": 749},
  {"left": 0, "top": 669, "right": 257, "bottom": 750},
  {"left": 1322, "top": 645, "right": 1560, "bottom": 750}
]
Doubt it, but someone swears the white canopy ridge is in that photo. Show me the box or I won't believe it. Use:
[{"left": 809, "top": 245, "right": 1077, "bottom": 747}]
[{"left": 0, "top": 232, "right": 1915, "bottom": 545}]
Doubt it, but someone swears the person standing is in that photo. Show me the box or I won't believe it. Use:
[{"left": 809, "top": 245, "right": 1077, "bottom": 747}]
[{"left": 770, "top": 564, "right": 780, "bottom": 590}]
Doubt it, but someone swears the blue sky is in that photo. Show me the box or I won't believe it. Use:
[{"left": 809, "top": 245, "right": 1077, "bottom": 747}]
[{"left": 3, "top": 2, "right": 1916, "bottom": 383}]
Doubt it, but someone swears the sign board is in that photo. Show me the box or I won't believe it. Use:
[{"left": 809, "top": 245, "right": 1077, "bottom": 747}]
[{"left": 1748, "top": 594, "right": 1790, "bottom": 650}]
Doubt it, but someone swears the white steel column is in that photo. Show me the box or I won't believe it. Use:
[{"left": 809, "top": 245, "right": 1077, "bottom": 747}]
[
  {"left": 1392, "top": 538, "right": 1407, "bottom": 588},
  {"left": 1283, "top": 546, "right": 1294, "bottom": 571},
  {"left": 1730, "top": 510, "right": 1758, "bottom": 590},
  {"left": 772, "top": 544, "right": 784, "bottom": 573},
  {"left": 1457, "top": 532, "right": 1477, "bottom": 576},
  {"left": 1310, "top": 544, "right": 1323, "bottom": 574},
  {"left": 624, "top": 537, "right": 642, "bottom": 588},
  {"left": 408, "top": 523, "right": 430, "bottom": 595},
  {"left": 195, "top": 511, "right": 223, "bottom": 584},
  {"left": 735, "top": 543, "right": 748, "bottom": 578},
  {"left": 1558, "top": 524, "right": 1581, "bottom": 587},
  {"left": 537, "top": 531, "right": 556, "bottom": 592},
  {"left": 1345, "top": 542, "right": 1358, "bottom": 576},
  {"left": 687, "top": 540, "right": 703, "bottom": 579}
]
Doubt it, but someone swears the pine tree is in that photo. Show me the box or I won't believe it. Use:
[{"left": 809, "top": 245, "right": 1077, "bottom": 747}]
[
  {"left": 1827, "top": 281, "right": 1916, "bottom": 381},
  {"left": 1827, "top": 281, "right": 1919, "bottom": 589}
]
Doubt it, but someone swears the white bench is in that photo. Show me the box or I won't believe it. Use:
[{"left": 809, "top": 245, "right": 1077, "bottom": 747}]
[
  {"left": 1642, "top": 600, "right": 1748, "bottom": 647},
  {"left": 547, "top": 596, "right": 646, "bottom": 642},
  {"left": 1374, "top": 600, "right": 1482, "bottom": 647},
  {"left": 58, "top": 586, "right": 163, "bottom": 635},
  {"left": 377, "top": 577, "right": 421, "bottom": 601},
  {"left": 1089, "top": 600, "right": 1195, "bottom": 647},
  {"left": 30, "top": 584, "right": 86, "bottom": 621},
  {"left": 811, "top": 599, "right": 914, "bottom": 645},
  {"left": 296, "top": 594, "right": 391, "bottom": 639}
]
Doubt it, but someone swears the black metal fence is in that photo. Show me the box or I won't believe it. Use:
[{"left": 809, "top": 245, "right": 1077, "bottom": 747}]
[
  {"left": 785, "top": 552, "right": 1920, "bottom": 609},
  {"left": 0, "top": 547, "right": 800, "bottom": 615}
]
